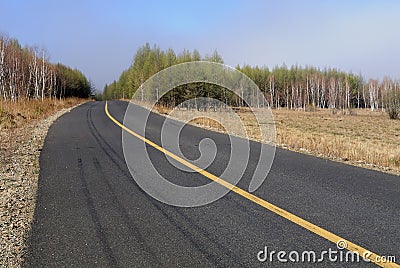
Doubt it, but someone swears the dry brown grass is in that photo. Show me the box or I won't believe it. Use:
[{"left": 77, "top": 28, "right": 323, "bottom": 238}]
[
  {"left": 0, "top": 98, "right": 88, "bottom": 129},
  {"left": 228, "top": 108, "right": 399, "bottom": 175},
  {"left": 0, "top": 98, "right": 89, "bottom": 155},
  {"left": 271, "top": 108, "right": 400, "bottom": 175},
  {"left": 189, "top": 117, "right": 226, "bottom": 132}
]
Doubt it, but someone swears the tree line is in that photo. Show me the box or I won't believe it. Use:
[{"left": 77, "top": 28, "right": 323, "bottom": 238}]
[
  {"left": 0, "top": 34, "right": 91, "bottom": 101},
  {"left": 236, "top": 64, "right": 399, "bottom": 113},
  {"left": 102, "top": 43, "right": 223, "bottom": 101},
  {"left": 103, "top": 43, "right": 400, "bottom": 118}
]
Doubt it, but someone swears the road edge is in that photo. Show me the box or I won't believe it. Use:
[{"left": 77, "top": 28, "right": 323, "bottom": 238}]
[{"left": 0, "top": 101, "right": 87, "bottom": 267}]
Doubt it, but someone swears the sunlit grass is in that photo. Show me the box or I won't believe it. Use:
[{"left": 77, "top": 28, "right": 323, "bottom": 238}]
[
  {"left": 148, "top": 102, "right": 400, "bottom": 176},
  {"left": 0, "top": 97, "right": 89, "bottom": 155},
  {"left": 0, "top": 98, "right": 88, "bottom": 129}
]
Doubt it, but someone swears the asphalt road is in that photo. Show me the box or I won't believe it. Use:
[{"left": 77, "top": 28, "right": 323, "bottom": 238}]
[{"left": 26, "top": 100, "right": 400, "bottom": 267}]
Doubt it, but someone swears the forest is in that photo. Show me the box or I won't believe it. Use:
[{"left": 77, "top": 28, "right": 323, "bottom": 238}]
[
  {"left": 103, "top": 43, "right": 400, "bottom": 118},
  {"left": 0, "top": 34, "right": 91, "bottom": 101}
]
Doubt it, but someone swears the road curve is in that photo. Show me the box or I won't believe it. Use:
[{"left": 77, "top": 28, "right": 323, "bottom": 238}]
[{"left": 26, "top": 100, "right": 400, "bottom": 267}]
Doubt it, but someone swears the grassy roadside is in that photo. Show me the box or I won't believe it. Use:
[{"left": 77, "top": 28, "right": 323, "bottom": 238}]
[
  {"left": 128, "top": 100, "right": 400, "bottom": 176},
  {"left": 0, "top": 98, "right": 87, "bottom": 129},
  {"left": 266, "top": 109, "right": 399, "bottom": 175},
  {"left": 0, "top": 98, "right": 88, "bottom": 156}
]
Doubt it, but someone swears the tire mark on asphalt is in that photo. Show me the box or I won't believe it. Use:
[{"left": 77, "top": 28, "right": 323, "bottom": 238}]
[
  {"left": 92, "top": 157, "right": 163, "bottom": 267},
  {"left": 76, "top": 148, "right": 118, "bottom": 267},
  {"left": 174, "top": 208, "right": 251, "bottom": 268}
]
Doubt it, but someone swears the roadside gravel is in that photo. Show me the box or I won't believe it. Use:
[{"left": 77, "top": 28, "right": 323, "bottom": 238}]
[{"left": 0, "top": 104, "right": 82, "bottom": 267}]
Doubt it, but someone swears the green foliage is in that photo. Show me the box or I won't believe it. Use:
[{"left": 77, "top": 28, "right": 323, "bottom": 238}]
[
  {"left": 103, "top": 44, "right": 224, "bottom": 101},
  {"left": 156, "top": 82, "right": 234, "bottom": 108},
  {"left": 54, "top": 64, "right": 91, "bottom": 98}
]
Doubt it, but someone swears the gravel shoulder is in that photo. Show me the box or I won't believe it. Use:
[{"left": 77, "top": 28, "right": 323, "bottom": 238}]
[{"left": 0, "top": 104, "right": 83, "bottom": 267}]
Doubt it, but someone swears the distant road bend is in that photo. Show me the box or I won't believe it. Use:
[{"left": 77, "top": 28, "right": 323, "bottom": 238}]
[{"left": 27, "top": 100, "right": 400, "bottom": 267}]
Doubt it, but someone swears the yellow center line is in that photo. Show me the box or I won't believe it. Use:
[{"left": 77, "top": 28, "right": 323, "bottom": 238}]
[{"left": 105, "top": 101, "right": 398, "bottom": 268}]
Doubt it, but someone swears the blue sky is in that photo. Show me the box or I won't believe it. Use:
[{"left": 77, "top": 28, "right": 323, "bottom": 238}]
[{"left": 1, "top": 0, "right": 399, "bottom": 91}]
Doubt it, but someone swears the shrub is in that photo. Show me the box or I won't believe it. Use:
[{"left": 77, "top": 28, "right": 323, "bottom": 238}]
[{"left": 384, "top": 88, "right": 400, "bottom": 119}]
